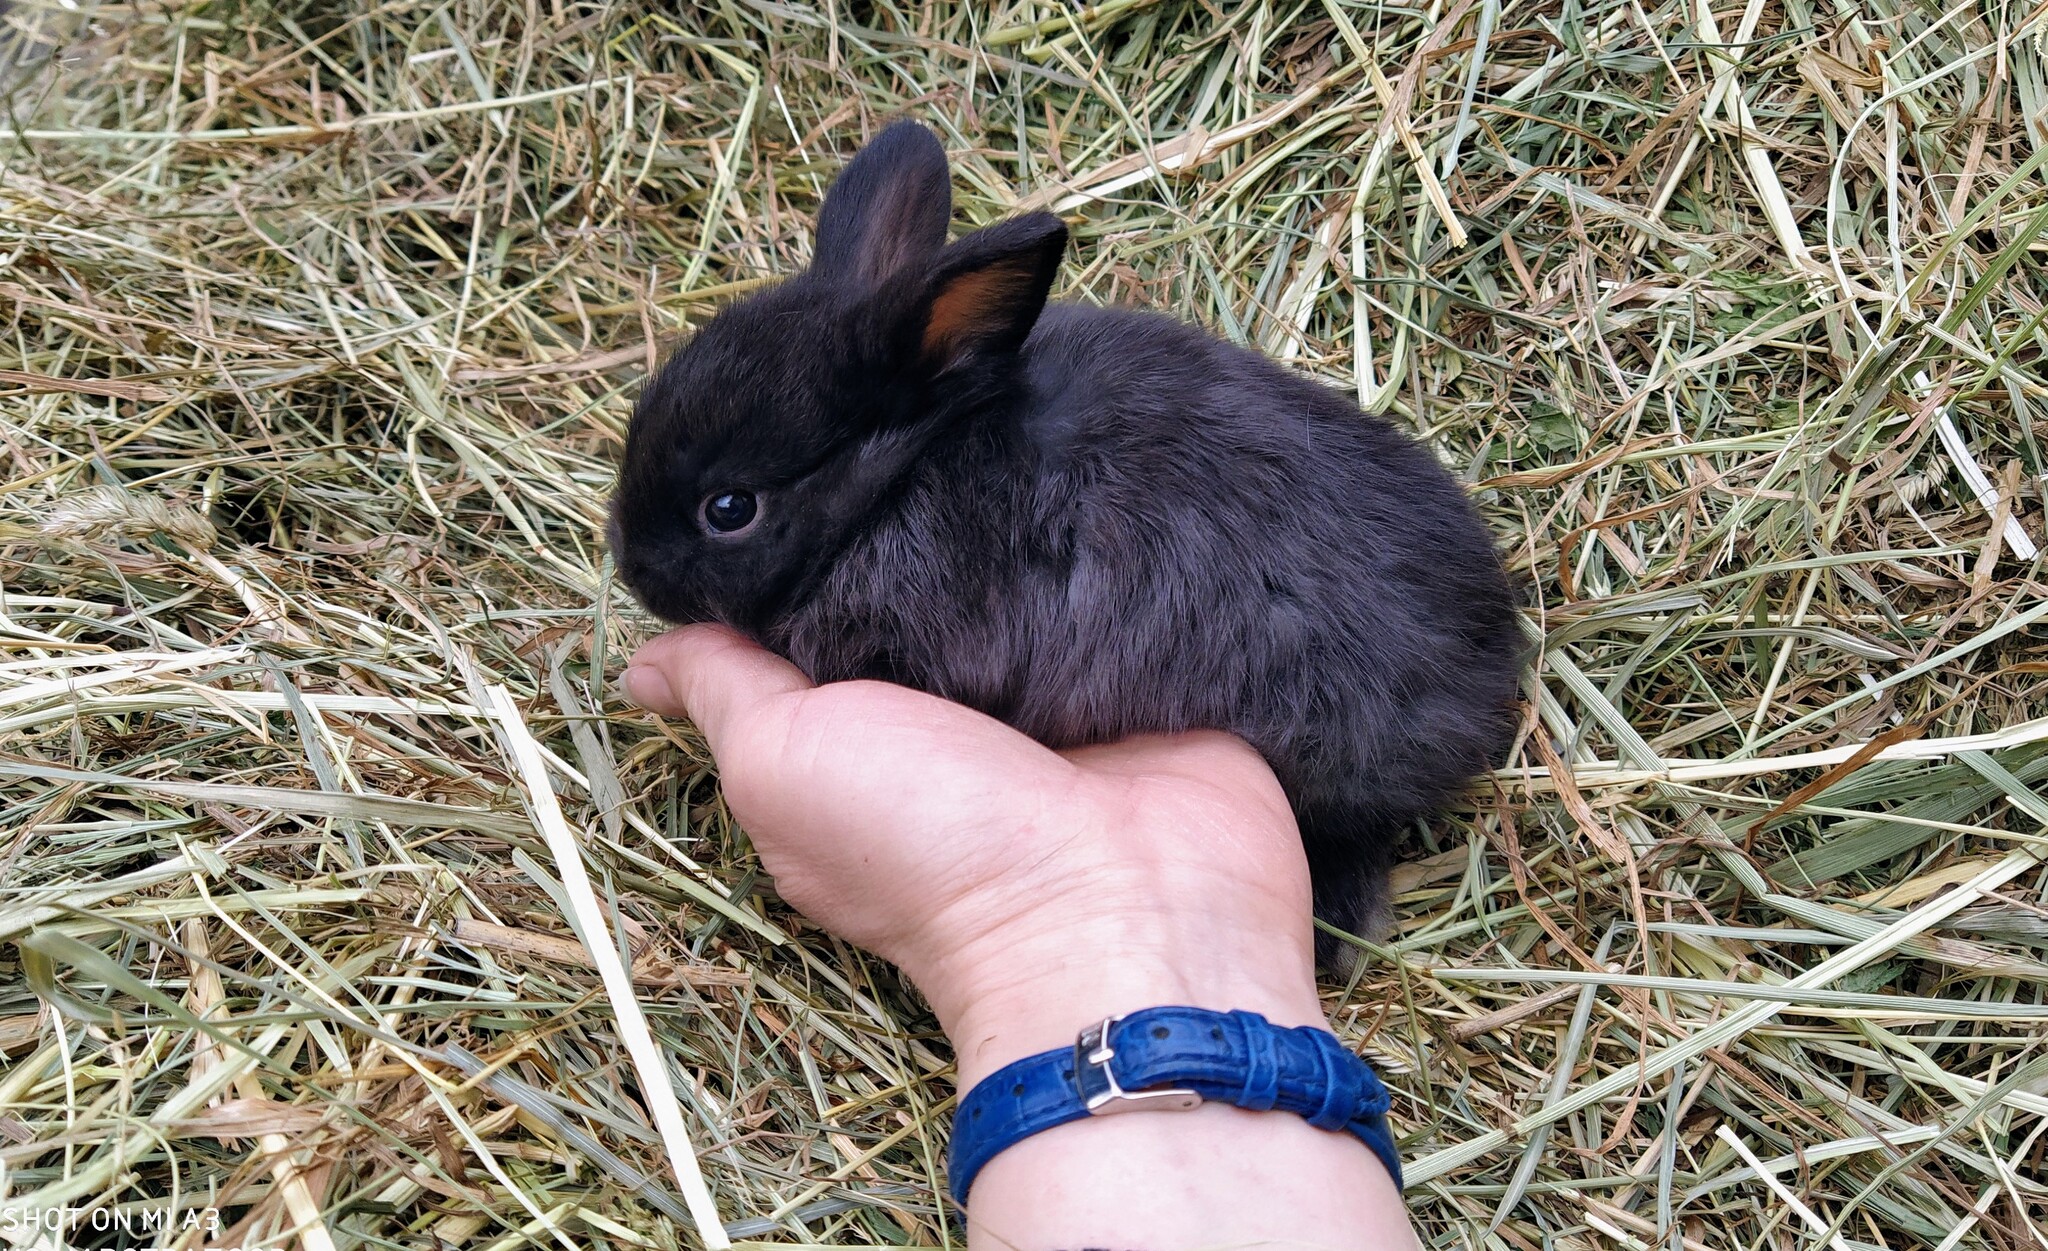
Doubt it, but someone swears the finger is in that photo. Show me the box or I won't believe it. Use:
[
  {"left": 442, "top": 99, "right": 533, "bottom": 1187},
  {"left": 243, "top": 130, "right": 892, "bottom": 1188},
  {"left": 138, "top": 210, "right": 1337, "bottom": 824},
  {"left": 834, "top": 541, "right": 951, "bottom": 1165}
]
[{"left": 624, "top": 625, "right": 813, "bottom": 754}]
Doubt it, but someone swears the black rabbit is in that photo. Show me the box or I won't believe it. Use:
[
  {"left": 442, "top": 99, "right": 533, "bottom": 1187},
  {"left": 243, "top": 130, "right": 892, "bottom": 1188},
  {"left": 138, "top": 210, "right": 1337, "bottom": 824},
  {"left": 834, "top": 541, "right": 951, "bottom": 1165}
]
[{"left": 611, "top": 121, "right": 1525, "bottom": 966}]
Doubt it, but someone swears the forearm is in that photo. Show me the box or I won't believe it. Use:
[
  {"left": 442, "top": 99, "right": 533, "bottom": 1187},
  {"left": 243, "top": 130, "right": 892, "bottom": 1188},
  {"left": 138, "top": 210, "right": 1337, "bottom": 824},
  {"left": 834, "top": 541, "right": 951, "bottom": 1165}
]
[{"left": 964, "top": 1099, "right": 1412, "bottom": 1249}]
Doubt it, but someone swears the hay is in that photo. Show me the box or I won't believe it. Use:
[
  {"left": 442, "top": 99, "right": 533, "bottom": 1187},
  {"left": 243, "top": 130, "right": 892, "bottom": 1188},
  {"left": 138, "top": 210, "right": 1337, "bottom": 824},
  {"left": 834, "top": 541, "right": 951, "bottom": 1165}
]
[{"left": 2, "top": 1, "right": 2044, "bottom": 1247}]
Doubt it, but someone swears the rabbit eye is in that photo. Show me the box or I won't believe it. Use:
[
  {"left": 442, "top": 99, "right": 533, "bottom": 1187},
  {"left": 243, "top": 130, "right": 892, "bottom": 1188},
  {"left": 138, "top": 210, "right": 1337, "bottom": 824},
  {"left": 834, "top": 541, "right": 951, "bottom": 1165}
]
[{"left": 701, "top": 490, "right": 759, "bottom": 534}]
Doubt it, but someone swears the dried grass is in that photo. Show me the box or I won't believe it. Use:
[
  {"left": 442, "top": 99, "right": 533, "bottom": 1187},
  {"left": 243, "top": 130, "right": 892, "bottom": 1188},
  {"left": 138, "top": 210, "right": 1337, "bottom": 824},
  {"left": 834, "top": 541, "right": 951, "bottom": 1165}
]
[{"left": 2, "top": 1, "right": 2046, "bottom": 1248}]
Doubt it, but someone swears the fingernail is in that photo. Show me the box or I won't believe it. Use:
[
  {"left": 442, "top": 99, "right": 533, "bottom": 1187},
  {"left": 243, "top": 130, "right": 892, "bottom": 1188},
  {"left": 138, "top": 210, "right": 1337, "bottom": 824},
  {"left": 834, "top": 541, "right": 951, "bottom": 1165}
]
[{"left": 622, "top": 664, "right": 675, "bottom": 711}]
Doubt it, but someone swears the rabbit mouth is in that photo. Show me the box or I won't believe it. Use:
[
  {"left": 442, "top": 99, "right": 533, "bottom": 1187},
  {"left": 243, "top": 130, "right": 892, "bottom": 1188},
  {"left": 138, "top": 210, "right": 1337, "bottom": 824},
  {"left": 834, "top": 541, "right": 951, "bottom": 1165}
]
[{"left": 610, "top": 542, "right": 704, "bottom": 627}]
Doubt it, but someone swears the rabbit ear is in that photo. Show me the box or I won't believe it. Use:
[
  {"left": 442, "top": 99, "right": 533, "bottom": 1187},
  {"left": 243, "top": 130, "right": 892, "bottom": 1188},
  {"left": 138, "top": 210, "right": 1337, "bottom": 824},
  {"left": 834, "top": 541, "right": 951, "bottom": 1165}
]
[
  {"left": 919, "top": 212, "right": 1068, "bottom": 368},
  {"left": 812, "top": 121, "right": 953, "bottom": 288}
]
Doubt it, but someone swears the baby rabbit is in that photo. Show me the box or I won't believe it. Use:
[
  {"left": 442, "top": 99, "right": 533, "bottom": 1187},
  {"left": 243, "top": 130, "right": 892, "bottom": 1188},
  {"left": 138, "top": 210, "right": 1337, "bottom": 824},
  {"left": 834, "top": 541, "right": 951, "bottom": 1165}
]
[{"left": 611, "top": 121, "right": 1524, "bottom": 966}]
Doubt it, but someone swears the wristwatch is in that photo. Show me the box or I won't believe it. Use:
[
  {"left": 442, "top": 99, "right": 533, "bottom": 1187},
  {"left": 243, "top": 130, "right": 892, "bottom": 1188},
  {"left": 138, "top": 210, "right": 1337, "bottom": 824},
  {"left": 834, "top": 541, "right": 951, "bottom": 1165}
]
[{"left": 948, "top": 1006, "right": 1402, "bottom": 1206}]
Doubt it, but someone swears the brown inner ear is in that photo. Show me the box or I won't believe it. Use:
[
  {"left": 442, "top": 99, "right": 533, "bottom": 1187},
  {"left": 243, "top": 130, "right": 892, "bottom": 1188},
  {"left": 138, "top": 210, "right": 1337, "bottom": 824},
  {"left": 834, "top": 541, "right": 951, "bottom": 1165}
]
[{"left": 922, "top": 266, "right": 1025, "bottom": 362}]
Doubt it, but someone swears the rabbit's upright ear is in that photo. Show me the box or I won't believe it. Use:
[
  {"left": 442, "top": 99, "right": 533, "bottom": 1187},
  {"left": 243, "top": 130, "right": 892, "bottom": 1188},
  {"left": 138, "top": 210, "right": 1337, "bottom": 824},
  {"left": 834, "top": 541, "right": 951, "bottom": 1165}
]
[
  {"left": 812, "top": 121, "right": 953, "bottom": 288},
  {"left": 919, "top": 212, "right": 1068, "bottom": 369}
]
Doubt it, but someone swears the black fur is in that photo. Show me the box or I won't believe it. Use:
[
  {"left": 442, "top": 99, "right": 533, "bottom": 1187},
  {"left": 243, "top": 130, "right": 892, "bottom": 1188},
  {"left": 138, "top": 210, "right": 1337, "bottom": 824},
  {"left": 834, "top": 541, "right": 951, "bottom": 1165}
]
[{"left": 610, "top": 121, "right": 1526, "bottom": 966}]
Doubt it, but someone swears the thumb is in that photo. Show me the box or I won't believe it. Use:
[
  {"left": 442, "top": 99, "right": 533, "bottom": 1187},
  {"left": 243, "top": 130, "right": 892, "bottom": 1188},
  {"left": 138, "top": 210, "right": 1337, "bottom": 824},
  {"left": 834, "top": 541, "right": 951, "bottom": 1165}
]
[{"left": 623, "top": 625, "right": 813, "bottom": 757}]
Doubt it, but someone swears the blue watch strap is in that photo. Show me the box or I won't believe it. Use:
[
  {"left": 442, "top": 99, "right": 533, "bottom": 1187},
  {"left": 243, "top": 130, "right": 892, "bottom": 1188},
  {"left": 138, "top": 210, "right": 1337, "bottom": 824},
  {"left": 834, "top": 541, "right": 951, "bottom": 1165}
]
[{"left": 949, "top": 1006, "right": 1401, "bottom": 1206}]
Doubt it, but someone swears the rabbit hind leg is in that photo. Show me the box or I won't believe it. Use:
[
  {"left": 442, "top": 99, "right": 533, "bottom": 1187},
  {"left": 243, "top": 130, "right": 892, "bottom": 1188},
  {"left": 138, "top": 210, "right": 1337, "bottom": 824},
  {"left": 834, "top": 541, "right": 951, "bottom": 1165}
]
[{"left": 1300, "top": 807, "right": 1401, "bottom": 975}]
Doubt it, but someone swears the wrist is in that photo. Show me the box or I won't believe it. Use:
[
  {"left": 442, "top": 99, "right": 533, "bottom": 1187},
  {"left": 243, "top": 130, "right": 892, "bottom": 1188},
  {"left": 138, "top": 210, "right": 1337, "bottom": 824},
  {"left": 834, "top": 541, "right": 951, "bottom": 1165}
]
[
  {"left": 923, "top": 916, "right": 1326, "bottom": 1089},
  {"left": 946, "top": 1002, "right": 1410, "bottom": 1246}
]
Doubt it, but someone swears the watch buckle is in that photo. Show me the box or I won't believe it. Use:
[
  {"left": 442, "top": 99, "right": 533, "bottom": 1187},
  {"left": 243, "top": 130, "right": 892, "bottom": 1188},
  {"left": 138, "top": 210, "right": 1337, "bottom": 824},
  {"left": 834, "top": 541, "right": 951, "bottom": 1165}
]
[{"left": 1076, "top": 1016, "right": 1202, "bottom": 1115}]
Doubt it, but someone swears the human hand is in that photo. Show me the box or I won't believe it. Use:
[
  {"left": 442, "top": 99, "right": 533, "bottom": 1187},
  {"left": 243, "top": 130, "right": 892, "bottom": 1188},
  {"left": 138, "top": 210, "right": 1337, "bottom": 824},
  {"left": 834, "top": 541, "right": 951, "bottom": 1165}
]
[
  {"left": 624, "top": 625, "right": 1413, "bottom": 1247},
  {"left": 621, "top": 624, "right": 1325, "bottom": 1085}
]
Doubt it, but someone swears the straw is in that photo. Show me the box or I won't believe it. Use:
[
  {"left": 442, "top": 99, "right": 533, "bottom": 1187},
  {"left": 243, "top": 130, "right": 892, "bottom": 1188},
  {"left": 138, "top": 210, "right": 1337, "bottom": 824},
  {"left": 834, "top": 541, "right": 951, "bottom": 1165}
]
[{"left": 3, "top": 2, "right": 2044, "bottom": 1247}]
